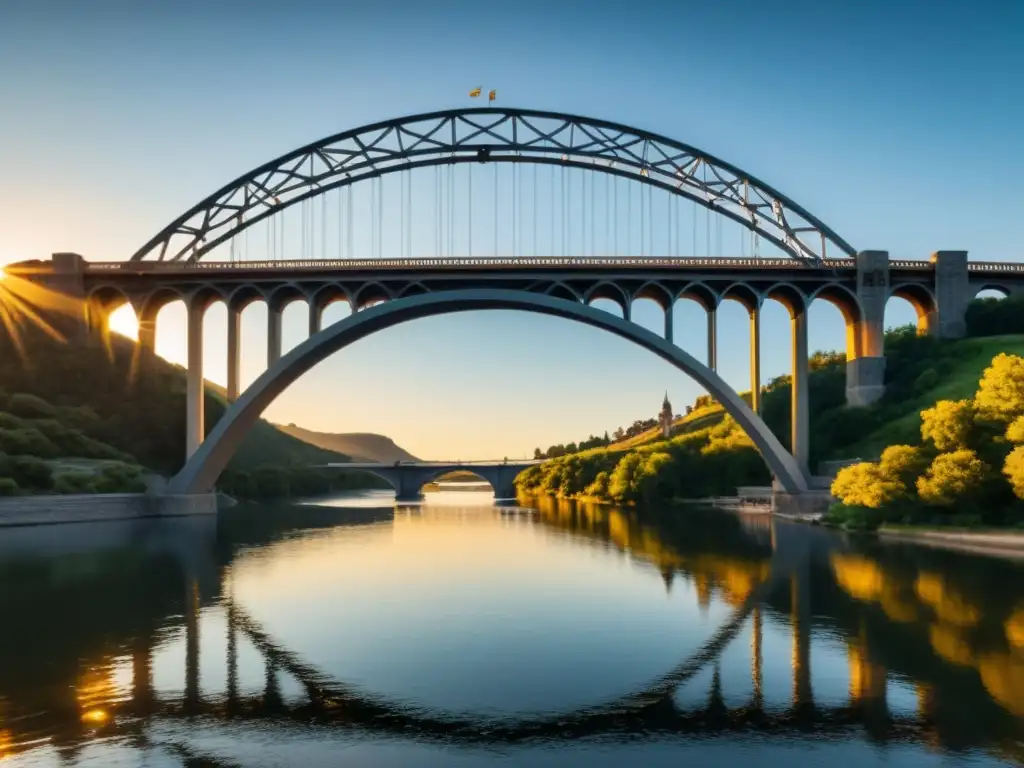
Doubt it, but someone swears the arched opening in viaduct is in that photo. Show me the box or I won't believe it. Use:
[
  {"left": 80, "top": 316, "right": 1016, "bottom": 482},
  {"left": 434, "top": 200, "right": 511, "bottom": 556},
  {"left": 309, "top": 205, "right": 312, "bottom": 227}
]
[{"left": 168, "top": 290, "right": 809, "bottom": 497}]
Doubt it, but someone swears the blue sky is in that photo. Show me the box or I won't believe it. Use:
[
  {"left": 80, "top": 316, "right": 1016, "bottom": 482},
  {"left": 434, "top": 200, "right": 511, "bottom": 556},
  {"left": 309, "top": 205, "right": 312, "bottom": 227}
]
[{"left": 1, "top": 0, "right": 1022, "bottom": 459}]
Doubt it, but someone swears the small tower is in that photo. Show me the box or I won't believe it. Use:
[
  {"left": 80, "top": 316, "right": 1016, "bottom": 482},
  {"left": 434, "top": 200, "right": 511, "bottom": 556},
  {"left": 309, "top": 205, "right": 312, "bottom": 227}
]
[{"left": 659, "top": 392, "right": 673, "bottom": 438}]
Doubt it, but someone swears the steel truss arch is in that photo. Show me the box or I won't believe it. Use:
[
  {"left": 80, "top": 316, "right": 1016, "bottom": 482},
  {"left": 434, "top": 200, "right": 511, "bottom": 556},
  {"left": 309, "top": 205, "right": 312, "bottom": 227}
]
[{"left": 130, "top": 108, "right": 857, "bottom": 265}]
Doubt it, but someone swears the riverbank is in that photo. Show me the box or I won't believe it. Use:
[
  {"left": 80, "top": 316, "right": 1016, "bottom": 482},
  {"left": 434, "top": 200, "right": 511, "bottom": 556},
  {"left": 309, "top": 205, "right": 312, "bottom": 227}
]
[
  {"left": 876, "top": 524, "right": 1024, "bottom": 559},
  {"left": 0, "top": 492, "right": 220, "bottom": 527}
]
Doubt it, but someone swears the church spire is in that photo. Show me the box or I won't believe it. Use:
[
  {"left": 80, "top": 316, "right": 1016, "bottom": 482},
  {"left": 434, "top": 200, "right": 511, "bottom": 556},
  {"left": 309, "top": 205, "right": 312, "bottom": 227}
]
[{"left": 663, "top": 391, "right": 670, "bottom": 409}]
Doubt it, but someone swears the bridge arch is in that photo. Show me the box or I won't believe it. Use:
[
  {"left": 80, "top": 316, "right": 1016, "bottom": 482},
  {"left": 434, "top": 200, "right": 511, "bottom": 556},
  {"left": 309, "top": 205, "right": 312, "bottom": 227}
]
[
  {"left": 168, "top": 290, "right": 809, "bottom": 496},
  {"left": 129, "top": 107, "right": 856, "bottom": 265}
]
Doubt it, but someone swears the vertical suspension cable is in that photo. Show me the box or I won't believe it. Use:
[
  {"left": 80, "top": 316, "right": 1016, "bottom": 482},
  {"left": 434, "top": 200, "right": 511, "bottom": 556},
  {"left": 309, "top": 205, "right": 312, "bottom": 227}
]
[
  {"left": 605, "top": 174, "right": 610, "bottom": 256},
  {"left": 613, "top": 176, "right": 618, "bottom": 255},
  {"left": 590, "top": 169, "right": 596, "bottom": 258},
  {"left": 626, "top": 180, "right": 632, "bottom": 255},
  {"left": 640, "top": 178, "right": 646, "bottom": 257},
  {"left": 514, "top": 162, "right": 519, "bottom": 258},
  {"left": 582, "top": 171, "right": 587, "bottom": 257},
  {"left": 347, "top": 186, "right": 354, "bottom": 258},
  {"left": 494, "top": 161, "right": 499, "bottom": 257},
  {"left": 648, "top": 184, "right": 653, "bottom": 257},
  {"left": 468, "top": 164, "right": 473, "bottom": 257},
  {"left": 532, "top": 164, "right": 538, "bottom": 257},
  {"left": 549, "top": 164, "right": 555, "bottom": 256},
  {"left": 692, "top": 200, "right": 697, "bottom": 257},
  {"left": 400, "top": 171, "right": 406, "bottom": 259},
  {"left": 704, "top": 165, "right": 710, "bottom": 258}
]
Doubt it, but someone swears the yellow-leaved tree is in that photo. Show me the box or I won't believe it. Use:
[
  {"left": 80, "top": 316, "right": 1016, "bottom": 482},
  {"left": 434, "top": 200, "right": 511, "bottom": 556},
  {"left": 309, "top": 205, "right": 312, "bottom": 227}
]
[
  {"left": 920, "top": 400, "right": 976, "bottom": 451},
  {"left": 975, "top": 353, "right": 1024, "bottom": 423},
  {"left": 831, "top": 462, "right": 905, "bottom": 509},
  {"left": 916, "top": 449, "right": 991, "bottom": 506}
]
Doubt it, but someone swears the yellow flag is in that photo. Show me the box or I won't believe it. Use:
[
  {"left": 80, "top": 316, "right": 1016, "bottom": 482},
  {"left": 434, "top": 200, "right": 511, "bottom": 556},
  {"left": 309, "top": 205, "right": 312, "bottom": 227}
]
[
  {"left": 469, "top": 87, "right": 482, "bottom": 98},
  {"left": 488, "top": 89, "right": 497, "bottom": 102}
]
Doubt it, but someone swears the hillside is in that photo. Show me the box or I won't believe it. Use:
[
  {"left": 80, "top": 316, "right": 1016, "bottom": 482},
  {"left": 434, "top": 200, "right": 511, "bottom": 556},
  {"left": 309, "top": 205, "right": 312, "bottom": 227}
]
[
  {"left": 0, "top": 320, "right": 358, "bottom": 478},
  {"left": 276, "top": 425, "right": 419, "bottom": 463},
  {"left": 518, "top": 328, "right": 1024, "bottom": 510}
]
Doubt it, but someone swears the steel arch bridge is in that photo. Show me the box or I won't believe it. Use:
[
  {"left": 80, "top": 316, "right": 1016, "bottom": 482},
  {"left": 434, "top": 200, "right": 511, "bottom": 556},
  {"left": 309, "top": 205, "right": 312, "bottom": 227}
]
[{"left": 129, "top": 107, "right": 857, "bottom": 265}]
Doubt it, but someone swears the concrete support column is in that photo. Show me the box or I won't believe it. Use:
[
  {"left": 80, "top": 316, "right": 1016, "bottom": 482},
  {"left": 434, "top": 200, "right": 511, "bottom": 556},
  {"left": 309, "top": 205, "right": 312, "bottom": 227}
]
[
  {"left": 791, "top": 306, "right": 810, "bottom": 475},
  {"left": 186, "top": 301, "right": 205, "bottom": 460},
  {"left": 931, "top": 250, "right": 970, "bottom": 338},
  {"left": 848, "top": 250, "right": 889, "bottom": 406},
  {"left": 308, "top": 302, "right": 322, "bottom": 338},
  {"left": 664, "top": 302, "right": 674, "bottom": 344},
  {"left": 707, "top": 306, "right": 718, "bottom": 372},
  {"left": 226, "top": 307, "right": 241, "bottom": 402},
  {"left": 749, "top": 306, "right": 761, "bottom": 415},
  {"left": 137, "top": 316, "right": 157, "bottom": 355},
  {"left": 267, "top": 307, "right": 283, "bottom": 367}
]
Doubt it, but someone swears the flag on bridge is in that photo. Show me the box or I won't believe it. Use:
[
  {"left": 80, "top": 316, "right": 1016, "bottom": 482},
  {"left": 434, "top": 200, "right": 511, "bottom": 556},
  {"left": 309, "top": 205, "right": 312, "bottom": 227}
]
[
  {"left": 469, "top": 87, "right": 482, "bottom": 98},
  {"left": 488, "top": 89, "right": 497, "bottom": 102}
]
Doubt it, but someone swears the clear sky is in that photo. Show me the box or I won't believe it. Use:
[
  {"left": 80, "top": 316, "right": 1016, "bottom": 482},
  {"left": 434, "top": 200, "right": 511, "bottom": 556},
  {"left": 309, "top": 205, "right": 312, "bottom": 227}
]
[{"left": 1, "top": 0, "right": 1022, "bottom": 459}]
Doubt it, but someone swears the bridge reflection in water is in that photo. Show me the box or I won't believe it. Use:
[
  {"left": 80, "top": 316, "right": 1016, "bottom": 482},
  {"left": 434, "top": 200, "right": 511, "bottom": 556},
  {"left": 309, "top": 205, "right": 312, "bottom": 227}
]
[{"left": 1, "top": 499, "right": 1024, "bottom": 766}]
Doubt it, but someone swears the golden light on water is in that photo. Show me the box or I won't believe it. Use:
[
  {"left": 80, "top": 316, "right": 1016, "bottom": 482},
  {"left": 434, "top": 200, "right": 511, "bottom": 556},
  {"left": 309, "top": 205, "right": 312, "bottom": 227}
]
[{"left": 80, "top": 708, "right": 109, "bottom": 725}]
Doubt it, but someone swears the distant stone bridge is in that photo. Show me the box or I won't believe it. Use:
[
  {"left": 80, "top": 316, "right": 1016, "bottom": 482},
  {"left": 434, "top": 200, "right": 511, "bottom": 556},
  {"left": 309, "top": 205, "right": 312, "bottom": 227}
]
[{"left": 324, "top": 459, "right": 542, "bottom": 502}]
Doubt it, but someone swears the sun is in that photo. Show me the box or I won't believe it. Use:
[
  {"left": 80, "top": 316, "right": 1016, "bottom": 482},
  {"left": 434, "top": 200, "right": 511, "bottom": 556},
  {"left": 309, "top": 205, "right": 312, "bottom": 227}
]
[{"left": 107, "top": 303, "right": 139, "bottom": 340}]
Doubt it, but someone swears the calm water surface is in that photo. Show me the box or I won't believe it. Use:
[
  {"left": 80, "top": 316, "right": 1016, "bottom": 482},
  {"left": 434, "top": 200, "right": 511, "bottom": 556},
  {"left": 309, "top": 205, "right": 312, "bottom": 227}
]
[{"left": 2, "top": 488, "right": 1024, "bottom": 766}]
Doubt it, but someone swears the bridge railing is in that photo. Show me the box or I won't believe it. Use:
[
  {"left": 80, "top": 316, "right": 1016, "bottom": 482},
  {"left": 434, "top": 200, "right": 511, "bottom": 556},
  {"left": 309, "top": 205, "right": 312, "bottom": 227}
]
[
  {"left": 83, "top": 256, "right": 860, "bottom": 273},
  {"left": 74, "top": 256, "right": 1024, "bottom": 276}
]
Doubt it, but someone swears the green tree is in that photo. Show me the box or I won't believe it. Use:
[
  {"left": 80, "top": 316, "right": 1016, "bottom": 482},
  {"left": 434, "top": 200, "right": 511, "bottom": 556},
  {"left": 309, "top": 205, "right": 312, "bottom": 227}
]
[
  {"left": 920, "top": 399, "right": 976, "bottom": 451},
  {"left": 975, "top": 353, "right": 1024, "bottom": 423},
  {"left": 916, "top": 449, "right": 991, "bottom": 507}
]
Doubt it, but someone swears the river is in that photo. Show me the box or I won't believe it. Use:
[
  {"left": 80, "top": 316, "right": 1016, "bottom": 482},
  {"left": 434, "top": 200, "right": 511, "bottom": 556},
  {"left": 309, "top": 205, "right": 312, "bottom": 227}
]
[{"left": 1, "top": 489, "right": 1023, "bottom": 766}]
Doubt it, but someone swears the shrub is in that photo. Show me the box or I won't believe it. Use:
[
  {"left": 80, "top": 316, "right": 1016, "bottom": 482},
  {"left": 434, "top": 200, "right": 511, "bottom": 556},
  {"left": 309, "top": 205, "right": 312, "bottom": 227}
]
[
  {"left": 0, "top": 427, "right": 60, "bottom": 458},
  {"left": 10, "top": 456, "right": 53, "bottom": 490},
  {"left": 54, "top": 473, "right": 97, "bottom": 494},
  {"left": 93, "top": 464, "right": 146, "bottom": 493},
  {"left": 914, "top": 368, "right": 940, "bottom": 393},
  {"left": 916, "top": 450, "right": 991, "bottom": 507},
  {"left": 5, "top": 393, "right": 57, "bottom": 419},
  {"left": 831, "top": 462, "right": 905, "bottom": 509},
  {"left": 0, "top": 412, "right": 27, "bottom": 430},
  {"left": 920, "top": 400, "right": 976, "bottom": 451},
  {"left": 975, "top": 354, "right": 1024, "bottom": 423},
  {"left": 0, "top": 478, "right": 20, "bottom": 496},
  {"left": 878, "top": 444, "right": 930, "bottom": 487},
  {"left": 1004, "top": 446, "right": 1024, "bottom": 499}
]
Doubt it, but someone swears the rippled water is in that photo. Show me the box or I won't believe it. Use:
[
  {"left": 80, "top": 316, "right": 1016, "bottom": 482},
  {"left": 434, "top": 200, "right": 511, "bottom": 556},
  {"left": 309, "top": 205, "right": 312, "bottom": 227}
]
[{"left": 2, "top": 489, "right": 1024, "bottom": 766}]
